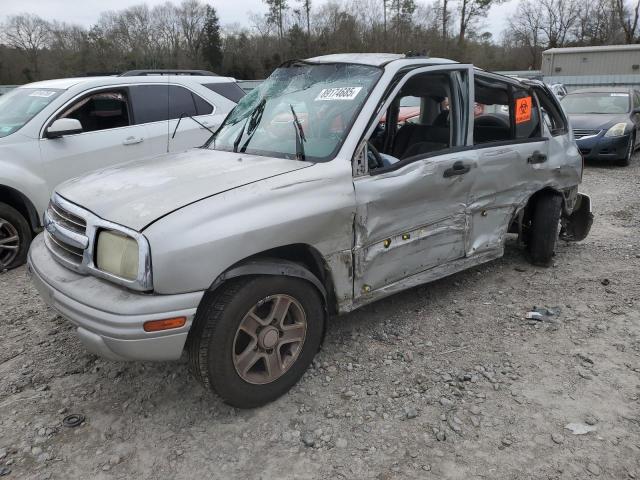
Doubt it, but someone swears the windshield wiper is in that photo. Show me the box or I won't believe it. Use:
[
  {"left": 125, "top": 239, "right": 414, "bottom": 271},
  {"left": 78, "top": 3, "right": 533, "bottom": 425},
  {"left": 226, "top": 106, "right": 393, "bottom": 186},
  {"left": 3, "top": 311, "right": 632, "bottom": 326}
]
[
  {"left": 239, "top": 99, "right": 267, "bottom": 153},
  {"left": 172, "top": 113, "right": 216, "bottom": 140},
  {"left": 289, "top": 104, "right": 306, "bottom": 161}
]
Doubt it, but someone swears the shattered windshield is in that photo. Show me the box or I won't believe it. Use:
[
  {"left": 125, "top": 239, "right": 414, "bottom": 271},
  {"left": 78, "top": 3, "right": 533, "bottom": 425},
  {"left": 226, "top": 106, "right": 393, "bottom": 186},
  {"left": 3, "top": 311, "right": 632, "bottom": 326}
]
[
  {"left": 208, "top": 62, "right": 382, "bottom": 162},
  {"left": 0, "top": 88, "right": 63, "bottom": 138}
]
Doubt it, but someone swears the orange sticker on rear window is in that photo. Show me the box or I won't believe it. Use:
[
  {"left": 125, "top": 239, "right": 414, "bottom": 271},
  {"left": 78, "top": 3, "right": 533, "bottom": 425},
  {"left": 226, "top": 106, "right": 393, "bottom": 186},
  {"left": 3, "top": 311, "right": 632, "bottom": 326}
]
[{"left": 515, "top": 96, "right": 532, "bottom": 124}]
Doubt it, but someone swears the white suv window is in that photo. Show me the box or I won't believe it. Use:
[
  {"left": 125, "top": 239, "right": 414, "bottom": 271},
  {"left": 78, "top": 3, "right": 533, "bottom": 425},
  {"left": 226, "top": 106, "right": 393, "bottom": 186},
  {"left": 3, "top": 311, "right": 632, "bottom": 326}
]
[
  {"left": 129, "top": 85, "right": 213, "bottom": 125},
  {"left": 59, "top": 90, "right": 131, "bottom": 133}
]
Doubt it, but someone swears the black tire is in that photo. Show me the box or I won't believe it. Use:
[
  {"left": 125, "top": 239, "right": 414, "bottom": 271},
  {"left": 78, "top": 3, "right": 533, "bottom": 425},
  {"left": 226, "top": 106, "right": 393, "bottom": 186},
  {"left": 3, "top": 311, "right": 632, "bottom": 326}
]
[
  {"left": 527, "top": 193, "right": 562, "bottom": 267},
  {"left": 618, "top": 132, "right": 635, "bottom": 166},
  {"left": 187, "top": 275, "right": 325, "bottom": 408},
  {"left": 0, "top": 202, "right": 32, "bottom": 270}
]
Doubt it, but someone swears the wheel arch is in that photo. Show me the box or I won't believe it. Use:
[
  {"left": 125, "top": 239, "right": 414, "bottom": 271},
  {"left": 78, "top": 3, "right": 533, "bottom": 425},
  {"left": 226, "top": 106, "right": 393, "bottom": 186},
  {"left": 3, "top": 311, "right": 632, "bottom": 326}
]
[
  {"left": 208, "top": 243, "right": 339, "bottom": 316},
  {"left": 0, "top": 184, "right": 40, "bottom": 232},
  {"left": 509, "top": 186, "right": 569, "bottom": 236}
]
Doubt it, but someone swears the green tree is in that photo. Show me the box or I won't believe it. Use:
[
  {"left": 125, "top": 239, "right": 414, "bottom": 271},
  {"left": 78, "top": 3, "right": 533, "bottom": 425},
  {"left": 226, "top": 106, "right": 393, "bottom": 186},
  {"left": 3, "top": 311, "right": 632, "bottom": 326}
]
[{"left": 202, "top": 5, "right": 223, "bottom": 70}]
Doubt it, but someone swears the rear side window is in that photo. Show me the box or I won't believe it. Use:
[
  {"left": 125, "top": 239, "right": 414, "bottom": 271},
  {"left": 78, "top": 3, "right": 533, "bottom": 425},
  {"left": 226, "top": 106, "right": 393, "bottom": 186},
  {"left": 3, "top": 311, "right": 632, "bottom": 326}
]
[
  {"left": 473, "top": 76, "right": 540, "bottom": 144},
  {"left": 204, "top": 82, "right": 246, "bottom": 103},
  {"left": 536, "top": 88, "right": 567, "bottom": 136},
  {"left": 473, "top": 76, "right": 511, "bottom": 145},
  {"left": 130, "top": 85, "right": 209, "bottom": 124},
  {"left": 193, "top": 93, "right": 214, "bottom": 115},
  {"left": 513, "top": 87, "right": 540, "bottom": 140}
]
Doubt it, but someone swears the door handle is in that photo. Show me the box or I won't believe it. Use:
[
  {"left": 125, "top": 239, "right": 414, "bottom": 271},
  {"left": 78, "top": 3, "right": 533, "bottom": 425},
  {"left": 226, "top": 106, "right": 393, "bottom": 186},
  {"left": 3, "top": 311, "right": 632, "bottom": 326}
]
[
  {"left": 123, "top": 136, "right": 144, "bottom": 145},
  {"left": 527, "top": 151, "right": 547, "bottom": 164},
  {"left": 443, "top": 161, "right": 471, "bottom": 178}
]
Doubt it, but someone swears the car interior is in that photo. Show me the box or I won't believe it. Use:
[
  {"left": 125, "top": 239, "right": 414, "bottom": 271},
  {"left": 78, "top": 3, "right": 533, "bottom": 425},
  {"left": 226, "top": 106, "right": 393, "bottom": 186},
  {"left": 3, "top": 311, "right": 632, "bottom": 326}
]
[
  {"left": 370, "top": 73, "right": 453, "bottom": 167},
  {"left": 60, "top": 91, "right": 131, "bottom": 133}
]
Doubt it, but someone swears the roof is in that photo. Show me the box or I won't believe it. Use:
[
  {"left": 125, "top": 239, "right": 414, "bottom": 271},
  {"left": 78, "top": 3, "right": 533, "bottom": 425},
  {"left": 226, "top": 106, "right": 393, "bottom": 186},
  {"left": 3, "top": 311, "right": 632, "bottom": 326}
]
[
  {"left": 18, "top": 77, "right": 112, "bottom": 90},
  {"left": 17, "top": 75, "right": 237, "bottom": 91},
  {"left": 304, "top": 53, "right": 461, "bottom": 68},
  {"left": 306, "top": 53, "right": 406, "bottom": 66},
  {"left": 543, "top": 44, "right": 640, "bottom": 55},
  {"left": 567, "top": 86, "right": 634, "bottom": 94}
]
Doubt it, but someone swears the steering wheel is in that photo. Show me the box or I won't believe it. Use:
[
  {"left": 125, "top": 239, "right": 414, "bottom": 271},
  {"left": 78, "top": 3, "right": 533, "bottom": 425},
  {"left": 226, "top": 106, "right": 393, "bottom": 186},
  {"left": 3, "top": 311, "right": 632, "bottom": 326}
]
[{"left": 367, "top": 141, "right": 384, "bottom": 170}]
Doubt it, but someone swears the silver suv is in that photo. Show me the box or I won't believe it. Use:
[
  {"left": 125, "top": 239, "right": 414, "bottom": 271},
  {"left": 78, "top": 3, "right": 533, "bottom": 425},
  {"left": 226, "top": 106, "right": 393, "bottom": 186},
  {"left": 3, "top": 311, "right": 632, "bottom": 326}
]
[{"left": 28, "top": 54, "right": 592, "bottom": 408}]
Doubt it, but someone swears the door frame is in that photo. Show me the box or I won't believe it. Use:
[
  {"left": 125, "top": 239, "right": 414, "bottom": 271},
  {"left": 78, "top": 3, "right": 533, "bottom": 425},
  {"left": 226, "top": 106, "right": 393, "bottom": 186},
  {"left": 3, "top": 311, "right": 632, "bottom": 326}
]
[{"left": 352, "top": 63, "right": 475, "bottom": 177}]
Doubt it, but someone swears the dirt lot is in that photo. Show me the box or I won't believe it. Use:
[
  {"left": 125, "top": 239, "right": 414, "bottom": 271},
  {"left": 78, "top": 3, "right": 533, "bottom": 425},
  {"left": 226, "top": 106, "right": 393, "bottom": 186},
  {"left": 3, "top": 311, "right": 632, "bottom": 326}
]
[{"left": 1, "top": 157, "right": 639, "bottom": 480}]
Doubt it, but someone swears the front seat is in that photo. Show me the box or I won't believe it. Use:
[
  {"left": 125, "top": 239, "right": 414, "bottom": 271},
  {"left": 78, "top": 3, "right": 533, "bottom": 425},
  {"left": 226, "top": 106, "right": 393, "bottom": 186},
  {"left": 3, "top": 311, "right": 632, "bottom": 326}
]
[{"left": 392, "top": 123, "right": 447, "bottom": 159}]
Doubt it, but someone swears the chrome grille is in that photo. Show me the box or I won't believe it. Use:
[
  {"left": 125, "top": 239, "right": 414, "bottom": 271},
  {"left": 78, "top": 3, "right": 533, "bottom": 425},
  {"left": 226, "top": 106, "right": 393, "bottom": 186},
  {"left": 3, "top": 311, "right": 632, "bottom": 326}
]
[
  {"left": 43, "top": 196, "right": 89, "bottom": 269},
  {"left": 573, "top": 129, "right": 600, "bottom": 139},
  {"left": 47, "top": 201, "right": 86, "bottom": 234}
]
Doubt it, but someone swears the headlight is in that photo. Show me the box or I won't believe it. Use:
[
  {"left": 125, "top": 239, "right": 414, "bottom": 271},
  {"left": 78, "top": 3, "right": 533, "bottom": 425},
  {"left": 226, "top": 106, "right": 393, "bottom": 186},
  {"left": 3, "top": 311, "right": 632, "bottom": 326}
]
[
  {"left": 96, "top": 230, "right": 139, "bottom": 280},
  {"left": 604, "top": 122, "right": 627, "bottom": 137}
]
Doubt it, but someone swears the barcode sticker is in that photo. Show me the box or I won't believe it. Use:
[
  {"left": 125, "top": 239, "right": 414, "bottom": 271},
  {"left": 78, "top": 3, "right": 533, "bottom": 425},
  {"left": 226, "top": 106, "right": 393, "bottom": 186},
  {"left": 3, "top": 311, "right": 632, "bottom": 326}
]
[{"left": 315, "top": 87, "right": 363, "bottom": 101}]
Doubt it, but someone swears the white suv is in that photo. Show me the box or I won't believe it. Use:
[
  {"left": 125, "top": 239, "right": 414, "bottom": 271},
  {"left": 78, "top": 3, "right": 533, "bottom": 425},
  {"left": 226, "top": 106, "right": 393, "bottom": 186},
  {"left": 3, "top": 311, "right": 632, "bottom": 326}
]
[{"left": 0, "top": 70, "right": 244, "bottom": 269}]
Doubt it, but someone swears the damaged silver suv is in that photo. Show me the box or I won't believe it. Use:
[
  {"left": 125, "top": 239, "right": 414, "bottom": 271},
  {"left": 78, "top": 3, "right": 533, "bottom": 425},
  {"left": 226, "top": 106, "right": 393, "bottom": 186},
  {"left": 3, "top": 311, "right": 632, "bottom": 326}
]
[{"left": 28, "top": 54, "right": 592, "bottom": 408}]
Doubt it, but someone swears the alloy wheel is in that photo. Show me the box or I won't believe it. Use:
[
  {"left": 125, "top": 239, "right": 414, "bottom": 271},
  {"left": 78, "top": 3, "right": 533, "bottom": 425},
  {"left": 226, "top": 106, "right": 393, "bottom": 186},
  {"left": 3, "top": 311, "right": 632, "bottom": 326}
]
[
  {"left": 0, "top": 217, "right": 20, "bottom": 269},
  {"left": 232, "top": 294, "right": 307, "bottom": 385}
]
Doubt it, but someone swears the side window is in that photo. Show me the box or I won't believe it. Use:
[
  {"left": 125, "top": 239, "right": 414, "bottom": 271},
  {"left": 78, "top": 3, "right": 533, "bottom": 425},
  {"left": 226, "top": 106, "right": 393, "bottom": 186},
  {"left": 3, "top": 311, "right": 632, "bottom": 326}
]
[
  {"left": 473, "top": 76, "right": 540, "bottom": 144},
  {"left": 513, "top": 87, "right": 540, "bottom": 140},
  {"left": 59, "top": 90, "right": 130, "bottom": 133},
  {"left": 473, "top": 77, "right": 511, "bottom": 144},
  {"left": 193, "top": 93, "right": 214, "bottom": 115},
  {"left": 634, "top": 91, "right": 640, "bottom": 108},
  {"left": 536, "top": 88, "right": 567, "bottom": 136},
  {"left": 368, "top": 71, "right": 459, "bottom": 169},
  {"left": 130, "top": 85, "right": 201, "bottom": 124},
  {"left": 204, "top": 82, "right": 246, "bottom": 103},
  {"left": 168, "top": 85, "right": 197, "bottom": 118}
]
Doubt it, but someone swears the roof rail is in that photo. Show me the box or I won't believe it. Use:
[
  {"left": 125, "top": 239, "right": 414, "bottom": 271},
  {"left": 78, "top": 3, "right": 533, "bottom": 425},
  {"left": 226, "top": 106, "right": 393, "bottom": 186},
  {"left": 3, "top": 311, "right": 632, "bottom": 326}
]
[{"left": 119, "top": 69, "right": 217, "bottom": 77}]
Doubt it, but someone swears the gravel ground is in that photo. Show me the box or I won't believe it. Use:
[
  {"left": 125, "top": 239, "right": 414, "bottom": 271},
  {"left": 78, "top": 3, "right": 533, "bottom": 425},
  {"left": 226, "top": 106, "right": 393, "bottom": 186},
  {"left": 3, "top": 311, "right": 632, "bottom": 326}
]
[{"left": 1, "top": 157, "right": 640, "bottom": 480}]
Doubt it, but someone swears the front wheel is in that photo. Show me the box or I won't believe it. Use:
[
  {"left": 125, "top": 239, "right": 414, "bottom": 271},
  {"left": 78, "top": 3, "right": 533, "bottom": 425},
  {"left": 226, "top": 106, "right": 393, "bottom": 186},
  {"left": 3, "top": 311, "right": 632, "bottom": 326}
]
[
  {"left": 526, "top": 193, "right": 562, "bottom": 267},
  {"left": 187, "top": 275, "right": 325, "bottom": 408},
  {"left": 0, "top": 202, "right": 32, "bottom": 270}
]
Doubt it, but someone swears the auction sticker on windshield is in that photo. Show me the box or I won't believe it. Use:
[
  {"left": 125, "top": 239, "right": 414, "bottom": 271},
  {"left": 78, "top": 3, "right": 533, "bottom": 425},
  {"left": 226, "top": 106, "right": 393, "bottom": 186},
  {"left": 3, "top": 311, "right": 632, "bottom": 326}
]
[{"left": 315, "top": 87, "right": 363, "bottom": 101}]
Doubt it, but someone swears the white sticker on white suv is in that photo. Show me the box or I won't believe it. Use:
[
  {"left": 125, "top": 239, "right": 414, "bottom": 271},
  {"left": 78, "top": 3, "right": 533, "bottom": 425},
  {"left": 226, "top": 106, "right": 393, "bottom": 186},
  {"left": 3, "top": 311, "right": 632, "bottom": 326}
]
[
  {"left": 315, "top": 87, "right": 362, "bottom": 101},
  {"left": 29, "top": 90, "right": 57, "bottom": 98}
]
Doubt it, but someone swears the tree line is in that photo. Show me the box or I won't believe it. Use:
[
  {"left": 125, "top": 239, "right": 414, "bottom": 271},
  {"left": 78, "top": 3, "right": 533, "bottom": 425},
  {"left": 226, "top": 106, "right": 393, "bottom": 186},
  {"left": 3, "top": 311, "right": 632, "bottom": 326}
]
[{"left": 0, "top": 0, "right": 639, "bottom": 84}]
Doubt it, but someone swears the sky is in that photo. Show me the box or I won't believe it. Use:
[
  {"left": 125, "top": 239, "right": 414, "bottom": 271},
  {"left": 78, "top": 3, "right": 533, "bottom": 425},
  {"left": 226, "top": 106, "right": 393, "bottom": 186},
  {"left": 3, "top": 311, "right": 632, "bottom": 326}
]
[{"left": 0, "top": 0, "right": 519, "bottom": 39}]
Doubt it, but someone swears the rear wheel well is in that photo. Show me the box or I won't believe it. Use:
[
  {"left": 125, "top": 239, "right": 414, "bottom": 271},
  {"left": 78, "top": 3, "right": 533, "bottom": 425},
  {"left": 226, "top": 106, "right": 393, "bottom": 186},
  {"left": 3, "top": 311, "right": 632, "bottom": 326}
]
[
  {"left": 510, "top": 188, "right": 565, "bottom": 236},
  {"left": 0, "top": 185, "right": 40, "bottom": 232}
]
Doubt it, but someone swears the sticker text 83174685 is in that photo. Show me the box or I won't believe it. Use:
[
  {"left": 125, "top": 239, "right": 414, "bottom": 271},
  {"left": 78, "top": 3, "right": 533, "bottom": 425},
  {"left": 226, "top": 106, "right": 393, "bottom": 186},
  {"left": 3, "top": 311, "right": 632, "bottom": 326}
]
[{"left": 315, "top": 87, "right": 363, "bottom": 101}]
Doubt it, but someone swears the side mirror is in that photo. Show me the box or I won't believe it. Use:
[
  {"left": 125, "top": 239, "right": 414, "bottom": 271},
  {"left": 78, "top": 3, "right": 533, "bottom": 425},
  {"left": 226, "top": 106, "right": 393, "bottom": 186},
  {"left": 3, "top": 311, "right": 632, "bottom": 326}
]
[
  {"left": 633, "top": 107, "right": 640, "bottom": 114},
  {"left": 46, "top": 118, "right": 83, "bottom": 139}
]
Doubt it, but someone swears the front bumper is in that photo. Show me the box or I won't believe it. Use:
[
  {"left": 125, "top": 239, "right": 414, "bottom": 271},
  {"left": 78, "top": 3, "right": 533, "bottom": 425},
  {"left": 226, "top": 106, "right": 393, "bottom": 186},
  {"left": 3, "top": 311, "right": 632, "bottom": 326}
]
[
  {"left": 576, "top": 133, "right": 631, "bottom": 160},
  {"left": 27, "top": 234, "right": 204, "bottom": 361}
]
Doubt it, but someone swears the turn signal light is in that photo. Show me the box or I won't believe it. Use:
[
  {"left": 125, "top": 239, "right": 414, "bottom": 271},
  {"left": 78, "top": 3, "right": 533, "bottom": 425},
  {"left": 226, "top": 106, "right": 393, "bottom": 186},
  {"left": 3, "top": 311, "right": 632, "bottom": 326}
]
[{"left": 143, "top": 317, "right": 187, "bottom": 332}]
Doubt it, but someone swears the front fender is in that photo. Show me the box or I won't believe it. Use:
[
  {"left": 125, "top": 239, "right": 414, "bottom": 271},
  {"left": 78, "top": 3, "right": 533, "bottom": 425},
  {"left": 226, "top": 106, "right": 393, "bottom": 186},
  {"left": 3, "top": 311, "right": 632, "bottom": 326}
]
[{"left": 0, "top": 161, "right": 50, "bottom": 223}]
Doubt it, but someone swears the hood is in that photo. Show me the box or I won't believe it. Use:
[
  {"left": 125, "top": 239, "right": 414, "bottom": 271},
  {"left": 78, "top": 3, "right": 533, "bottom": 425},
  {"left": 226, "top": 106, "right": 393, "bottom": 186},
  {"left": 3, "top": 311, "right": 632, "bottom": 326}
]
[
  {"left": 57, "top": 149, "right": 313, "bottom": 231},
  {"left": 567, "top": 113, "right": 628, "bottom": 131}
]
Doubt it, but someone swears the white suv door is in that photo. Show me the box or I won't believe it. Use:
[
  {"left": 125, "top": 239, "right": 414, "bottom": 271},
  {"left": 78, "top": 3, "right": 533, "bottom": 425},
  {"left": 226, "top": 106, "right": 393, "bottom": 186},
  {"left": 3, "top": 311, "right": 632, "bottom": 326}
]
[
  {"left": 128, "top": 84, "right": 221, "bottom": 157},
  {"left": 39, "top": 88, "right": 150, "bottom": 191}
]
